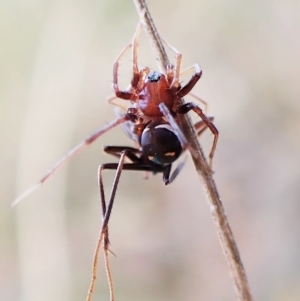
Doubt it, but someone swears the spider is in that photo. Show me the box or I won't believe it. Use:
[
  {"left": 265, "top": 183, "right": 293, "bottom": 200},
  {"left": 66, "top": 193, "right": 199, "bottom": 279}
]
[
  {"left": 12, "top": 21, "right": 217, "bottom": 207},
  {"left": 110, "top": 22, "right": 218, "bottom": 167}
]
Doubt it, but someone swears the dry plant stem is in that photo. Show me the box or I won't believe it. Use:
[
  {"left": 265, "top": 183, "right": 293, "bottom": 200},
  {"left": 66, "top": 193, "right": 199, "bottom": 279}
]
[
  {"left": 133, "top": 1, "right": 253, "bottom": 300},
  {"left": 133, "top": 1, "right": 169, "bottom": 72}
]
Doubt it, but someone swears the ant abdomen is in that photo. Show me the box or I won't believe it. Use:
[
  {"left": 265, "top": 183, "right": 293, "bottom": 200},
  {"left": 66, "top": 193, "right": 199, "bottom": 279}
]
[{"left": 141, "top": 121, "right": 182, "bottom": 165}]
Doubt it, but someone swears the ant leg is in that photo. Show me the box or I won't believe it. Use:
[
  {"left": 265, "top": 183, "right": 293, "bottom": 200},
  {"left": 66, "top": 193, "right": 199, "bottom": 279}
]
[
  {"left": 99, "top": 165, "right": 115, "bottom": 301},
  {"left": 104, "top": 146, "right": 141, "bottom": 163},
  {"left": 98, "top": 165, "right": 114, "bottom": 301},
  {"left": 162, "top": 164, "right": 171, "bottom": 184},
  {"left": 163, "top": 160, "right": 187, "bottom": 185},
  {"left": 177, "top": 64, "right": 202, "bottom": 98},
  {"left": 86, "top": 152, "right": 127, "bottom": 301},
  {"left": 177, "top": 103, "right": 218, "bottom": 167},
  {"left": 11, "top": 115, "right": 130, "bottom": 206},
  {"left": 99, "top": 145, "right": 145, "bottom": 285},
  {"left": 101, "top": 146, "right": 146, "bottom": 242},
  {"left": 86, "top": 155, "right": 165, "bottom": 301}
]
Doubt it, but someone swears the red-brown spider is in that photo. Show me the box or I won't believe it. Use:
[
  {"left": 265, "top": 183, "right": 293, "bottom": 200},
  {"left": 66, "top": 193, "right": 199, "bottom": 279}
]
[
  {"left": 12, "top": 22, "right": 218, "bottom": 207},
  {"left": 110, "top": 23, "right": 218, "bottom": 167}
]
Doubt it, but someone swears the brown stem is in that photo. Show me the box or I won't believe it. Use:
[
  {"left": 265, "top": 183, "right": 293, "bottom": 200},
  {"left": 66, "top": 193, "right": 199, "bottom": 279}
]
[{"left": 133, "top": 1, "right": 253, "bottom": 300}]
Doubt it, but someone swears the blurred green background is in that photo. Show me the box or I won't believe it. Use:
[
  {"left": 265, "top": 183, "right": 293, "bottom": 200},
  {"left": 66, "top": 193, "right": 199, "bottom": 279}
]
[{"left": 1, "top": 0, "right": 300, "bottom": 300}]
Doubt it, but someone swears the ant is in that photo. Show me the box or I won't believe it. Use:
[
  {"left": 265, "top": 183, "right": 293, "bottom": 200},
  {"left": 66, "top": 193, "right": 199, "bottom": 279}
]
[
  {"left": 86, "top": 109, "right": 214, "bottom": 301},
  {"left": 12, "top": 20, "right": 218, "bottom": 301}
]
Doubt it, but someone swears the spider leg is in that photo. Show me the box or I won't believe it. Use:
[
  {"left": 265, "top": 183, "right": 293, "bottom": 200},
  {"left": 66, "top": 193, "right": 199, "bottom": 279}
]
[
  {"left": 159, "top": 103, "right": 213, "bottom": 172},
  {"left": 188, "top": 92, "right": 208, "bottom": 114},
  {"left": 177, "top": 64, "right": 202, "bottom": 98},
  {"left": 176, "top": 65, "right": 207, "bottom": 113},
  {"left": 131, "top": 24, "right": 150, "bottom": 92},
  {"left": 194, "top": 117, "right": 214, "bottom": 136},
  {"left": 160, "top": 37, "right": 182, "bottom": 89},
  {"left": 178, "top": 117, "right": 214, "bottom": 153},
  {"left": 131, "top": 21, "right": 142, "bottom": 81},
  {"left": 166, "top": 116, "right": 214, "bottom": 184},
  {"left": 112, "top": 43, "right": 135, "bottom": 100},
  {"left": 131, "top": 8, "right": 147, "bottom": 81},
  {"left": 177, "top": 103, "right": 218, "bottom": 167},
  {"left": 113, "top": 20, "right": 148, "bottom": 101},
  {"left": 11, "top": 114, "right": 131, "bottom": 206},
  {"left": 107, "top": 95, "right": 128, "bottom": 112}
]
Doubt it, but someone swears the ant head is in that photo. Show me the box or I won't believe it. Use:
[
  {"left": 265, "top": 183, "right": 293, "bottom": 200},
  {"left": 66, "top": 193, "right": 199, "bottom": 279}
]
[{"left": 141, "top": 121, "right": 182, "bottom": 165}]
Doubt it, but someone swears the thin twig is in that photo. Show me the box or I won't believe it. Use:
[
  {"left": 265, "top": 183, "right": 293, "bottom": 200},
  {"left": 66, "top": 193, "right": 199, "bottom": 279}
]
[{"left": 133, "top": 1, "right": 253, "bottom": 300}]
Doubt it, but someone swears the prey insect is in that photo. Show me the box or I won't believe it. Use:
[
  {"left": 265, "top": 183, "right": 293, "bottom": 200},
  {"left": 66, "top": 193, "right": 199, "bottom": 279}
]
[
  {"left": 13, "top": 19, "right": 218, "bottom": 301},
  {"left": 86, "top": 110, "right": 214, "bottom": 301}
]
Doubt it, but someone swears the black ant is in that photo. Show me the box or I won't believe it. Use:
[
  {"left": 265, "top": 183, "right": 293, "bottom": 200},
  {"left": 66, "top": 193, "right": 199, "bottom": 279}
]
[
  {"left": 12, "top": 21, "right": 218, "bottom": 301},
  {"left": 85, "top": 107, "right": 214, "bottom": 301}
]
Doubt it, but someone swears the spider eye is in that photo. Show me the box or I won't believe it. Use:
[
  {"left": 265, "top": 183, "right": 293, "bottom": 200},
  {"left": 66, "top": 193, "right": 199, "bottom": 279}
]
[
  {"left": 147, "top": 71, "right": 161, "bottom": 82},
  {"left": 141, "top": 123, "right": 182, "bottom": 165}
]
